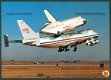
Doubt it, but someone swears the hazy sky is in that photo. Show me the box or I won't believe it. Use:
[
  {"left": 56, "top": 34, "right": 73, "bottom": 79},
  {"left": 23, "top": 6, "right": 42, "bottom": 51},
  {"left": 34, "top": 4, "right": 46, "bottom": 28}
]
[{"left": 2, "top": 2, "right": 109, "bottom": 61}]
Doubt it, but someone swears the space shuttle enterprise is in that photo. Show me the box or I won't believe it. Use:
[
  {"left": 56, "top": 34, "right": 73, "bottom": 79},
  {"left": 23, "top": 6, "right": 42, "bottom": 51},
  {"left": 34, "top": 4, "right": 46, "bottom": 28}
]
[
  {"left": 40, "top": 10, "right": 87, "bottom": 37},
  {"left": 4, "top": 10, "right": 99, "bottom": 52}
]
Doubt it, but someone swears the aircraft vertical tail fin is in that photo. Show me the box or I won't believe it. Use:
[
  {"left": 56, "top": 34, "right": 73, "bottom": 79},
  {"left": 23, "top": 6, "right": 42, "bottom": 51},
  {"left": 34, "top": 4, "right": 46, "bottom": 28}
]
[
  {"left": 17, "top": 20, "right": 37, "bottom": 40},
  {"left": 17, "top": 20, "right": 40, "bottom": 45},
  {"left": 44, "top": 10, "right": 56, "bottom": 23}
]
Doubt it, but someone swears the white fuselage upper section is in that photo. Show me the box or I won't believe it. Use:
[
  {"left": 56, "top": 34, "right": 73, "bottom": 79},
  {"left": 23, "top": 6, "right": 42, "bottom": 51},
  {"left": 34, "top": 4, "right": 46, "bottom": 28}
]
[{"left": 40, "top": 16, "right": 86, "bottom": 34}]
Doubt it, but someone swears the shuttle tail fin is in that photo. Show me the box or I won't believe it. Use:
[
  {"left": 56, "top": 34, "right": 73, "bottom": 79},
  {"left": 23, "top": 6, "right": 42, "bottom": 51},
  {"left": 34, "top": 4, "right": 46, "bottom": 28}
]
[{"left": 44, "top": 10, "right": 56, "bottom": 23}]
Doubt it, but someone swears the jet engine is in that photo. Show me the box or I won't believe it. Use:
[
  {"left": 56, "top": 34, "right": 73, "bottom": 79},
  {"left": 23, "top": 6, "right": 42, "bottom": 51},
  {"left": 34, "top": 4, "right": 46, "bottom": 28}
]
[{"left": 86, "top": 38, "right": 99, "bottom": 46}]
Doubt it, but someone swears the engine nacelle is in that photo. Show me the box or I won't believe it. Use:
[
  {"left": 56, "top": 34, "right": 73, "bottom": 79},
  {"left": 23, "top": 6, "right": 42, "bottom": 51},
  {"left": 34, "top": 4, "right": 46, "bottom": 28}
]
[
  {"left": 86, "top": 39, "right": 99, "bottom": 46},
  {"left": 91, "top": 39, "right": 99, "bottom": 45},
  {"left": 86, "top": 40, "right": 92, "bottom": 46},
  {"left": 86, "top": 42, "right": 92, "bottom": 46},
  {"left": 95, "top": 40, "right": 99, "bottom": 43}
]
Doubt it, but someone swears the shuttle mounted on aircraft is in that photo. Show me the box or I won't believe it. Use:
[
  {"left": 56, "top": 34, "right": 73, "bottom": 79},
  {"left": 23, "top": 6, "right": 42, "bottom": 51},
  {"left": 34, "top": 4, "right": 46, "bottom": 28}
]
[{"left": 4, "top": 19, "right": 99, "bottom": 52}]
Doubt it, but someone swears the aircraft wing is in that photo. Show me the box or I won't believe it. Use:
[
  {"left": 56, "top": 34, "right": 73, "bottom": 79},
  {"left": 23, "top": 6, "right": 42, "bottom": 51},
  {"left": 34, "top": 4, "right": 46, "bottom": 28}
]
[{"left": 68, "top": 38, "right": 86, "bottom": 47}]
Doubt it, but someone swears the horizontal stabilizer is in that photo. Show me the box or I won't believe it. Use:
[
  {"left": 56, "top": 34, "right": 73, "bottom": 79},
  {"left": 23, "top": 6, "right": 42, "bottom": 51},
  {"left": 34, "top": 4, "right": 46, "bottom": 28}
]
[
  {"left": 4, "top": 34, "right": 22, "bottom": 47},
  {"left": 9, "top": 40, "right": 22, "bottom": 43}
]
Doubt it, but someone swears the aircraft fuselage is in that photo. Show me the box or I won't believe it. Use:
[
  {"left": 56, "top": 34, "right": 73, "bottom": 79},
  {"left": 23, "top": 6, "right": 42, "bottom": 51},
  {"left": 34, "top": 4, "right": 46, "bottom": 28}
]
[
  {"left": 40, "top": 16, "right": 87, "bottom": 35},
  {"left": 29, "top": 29, "right": 99, "bottom": 48}
]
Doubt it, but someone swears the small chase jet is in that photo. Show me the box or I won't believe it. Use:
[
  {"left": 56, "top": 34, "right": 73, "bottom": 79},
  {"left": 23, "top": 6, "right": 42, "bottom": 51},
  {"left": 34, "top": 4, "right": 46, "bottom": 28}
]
[
  {"left": 40, "top": 10, "right": 87, "bottom": 37},
  {"left": 4, "top": 20, "right": 99, "bottom": 52}
]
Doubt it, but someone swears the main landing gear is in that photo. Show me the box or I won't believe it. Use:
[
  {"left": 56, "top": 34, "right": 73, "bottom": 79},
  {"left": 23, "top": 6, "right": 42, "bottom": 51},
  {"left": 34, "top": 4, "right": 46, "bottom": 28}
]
[
  {"left": 71, "top": 45, "right": 78, "bottom": 52},
  {"left": 58, "top": 45, "right": 78, "bottom": 52},
  {"left": 58, "top": 46, "right": 69, "bottom": 52}
]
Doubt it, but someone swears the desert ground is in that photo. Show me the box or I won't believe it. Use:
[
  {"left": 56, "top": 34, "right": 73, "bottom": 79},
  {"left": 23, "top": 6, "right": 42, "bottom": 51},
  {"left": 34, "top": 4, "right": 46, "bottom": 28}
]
[{"left": 2, "top": 60, "right": 110, "bottom": 78}]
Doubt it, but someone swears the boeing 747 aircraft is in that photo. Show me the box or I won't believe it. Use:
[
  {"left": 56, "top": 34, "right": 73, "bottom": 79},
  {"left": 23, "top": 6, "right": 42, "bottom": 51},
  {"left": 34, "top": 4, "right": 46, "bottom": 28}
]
[{"left": 4, "top": 20, "right": 99, "bottom": 52}]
